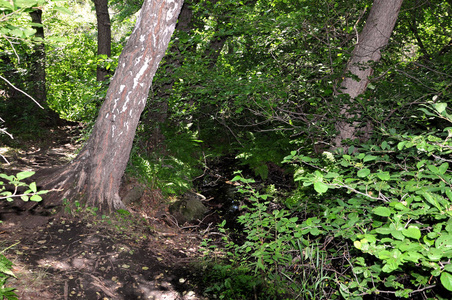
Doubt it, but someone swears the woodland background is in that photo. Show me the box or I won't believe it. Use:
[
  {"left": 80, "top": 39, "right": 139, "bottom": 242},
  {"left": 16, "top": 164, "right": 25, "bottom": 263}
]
[{"left": 1, "top": 0, "right": 452, "bottom": 299}]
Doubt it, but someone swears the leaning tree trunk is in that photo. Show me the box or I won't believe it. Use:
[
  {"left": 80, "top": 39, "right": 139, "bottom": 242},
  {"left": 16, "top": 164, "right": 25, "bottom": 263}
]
[
  {"left": 93, "top": 0, "right": 112, "bottom": 82},
  {"left": 38, "top": 0, "right": 184, "bottom": 212},
  {"left": 334, "top": 0, "right": 403, "bottom": 148}
]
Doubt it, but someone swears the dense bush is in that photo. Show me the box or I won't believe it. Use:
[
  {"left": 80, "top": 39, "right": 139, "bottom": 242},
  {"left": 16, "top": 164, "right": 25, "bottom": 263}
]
[{"left": 201, "top": 103, "right": 452, "bottom": 299}]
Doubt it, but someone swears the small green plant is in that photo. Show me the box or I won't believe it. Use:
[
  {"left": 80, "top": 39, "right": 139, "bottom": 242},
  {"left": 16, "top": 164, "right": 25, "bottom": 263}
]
[
  {"left": 0, "top": 171, "right": 47, "bottom": 202},
  {"left": 0, "top": 254, "right": 17, "bottom": 300},
  {"left": 0, "top": 170, "right": 46, "bottom": 300}
]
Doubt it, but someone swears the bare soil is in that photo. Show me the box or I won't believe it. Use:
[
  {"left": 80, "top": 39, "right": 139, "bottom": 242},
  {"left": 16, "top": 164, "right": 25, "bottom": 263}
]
[{"left": 0, "top": 127, "right": 209, "bottom": 300}]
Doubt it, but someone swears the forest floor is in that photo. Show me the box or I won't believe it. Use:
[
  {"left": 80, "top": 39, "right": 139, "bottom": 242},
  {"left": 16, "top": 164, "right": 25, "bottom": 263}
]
[{"left": 0, "top": 127, "right": 210, "bottom": 300}]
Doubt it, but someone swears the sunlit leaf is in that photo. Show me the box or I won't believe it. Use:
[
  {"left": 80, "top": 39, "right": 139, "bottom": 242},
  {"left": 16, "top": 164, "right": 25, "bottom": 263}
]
[
  {"left": 373, "top": 206, "right": 391, "bottom": 217},
  {"left": 440, "top": 272, "right": 452, "bottom": 291}
]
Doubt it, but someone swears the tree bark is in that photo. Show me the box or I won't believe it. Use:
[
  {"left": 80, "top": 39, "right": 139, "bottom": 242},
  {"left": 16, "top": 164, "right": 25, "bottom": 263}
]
[
  {"left": 38, "top": 0, "right": 184, "bottom": 212},
  {"left": 29, "top": 9, "right": 46, "bottom": 104},
  {"left": 145, "top": 1, "right": 194, "bottom": 153},
  {"left": 334, "top": 0, "right": 403, "bottom": 148},
  {"left": 93, "top": 0, "right": 112, "bottom": 82}
]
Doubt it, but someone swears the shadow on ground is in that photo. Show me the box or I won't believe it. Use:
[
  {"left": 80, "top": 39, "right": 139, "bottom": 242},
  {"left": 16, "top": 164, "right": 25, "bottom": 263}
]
[{"left": 1, "top": 213, "right": 208, "bottom": 300}]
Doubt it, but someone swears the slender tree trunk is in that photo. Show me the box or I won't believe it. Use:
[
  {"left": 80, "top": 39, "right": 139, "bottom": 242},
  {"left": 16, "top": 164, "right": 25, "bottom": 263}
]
[
  {"left": 29, "top": 9, "right": 63, "bottom": 125},
  {"left": 29, "top": 9, "right": 46, "bottom": 103},
  {"left": 334, "top": 0, "right": 403, "bottom": 148},
  {"left": 38, "top": 0, "right": 184, "bottom": 212},
  {"left": 93, "top": 0, "right": 112, "bottom": 81}
]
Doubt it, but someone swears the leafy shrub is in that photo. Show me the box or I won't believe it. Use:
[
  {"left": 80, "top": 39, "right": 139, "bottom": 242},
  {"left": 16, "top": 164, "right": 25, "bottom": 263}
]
[
  {"left": 284, "top": 103, "right": 452, "bottom": 298},
  {"left": 200, "top": 173, "right": 334, "bottom": 299}
]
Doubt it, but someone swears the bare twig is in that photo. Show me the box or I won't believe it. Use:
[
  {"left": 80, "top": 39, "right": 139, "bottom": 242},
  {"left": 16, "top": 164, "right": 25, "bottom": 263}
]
[{"left": 0, "top": 75, "right": 44, "bottom": 109}]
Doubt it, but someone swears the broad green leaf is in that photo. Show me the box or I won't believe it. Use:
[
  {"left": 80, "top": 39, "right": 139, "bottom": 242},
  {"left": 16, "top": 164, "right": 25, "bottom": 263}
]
[
  {"left": 373, "top": 206, "right": 391, "bottom": 217},
  {"left": 357, "top": 168, "right": 371, "bottom": 178},
  {"left": 435, "top": 234, "right": 452, "bottom": 249},
  {"left": 440, "top": 272, "right": 452, "bottom": 291},
  {"left": 427, "top": 165, "right": 439, "bottom": 174},
  {"left": 16, "top": 171, "right": 34, "bottom": 181},
  {"left": 377, "top": 171, "right": 390, "bottom": 181},
  {"left": 445, "top": 264, "right": 452, "bottom": 273},
  {"left": 0, "top": 174, "right": 14, "bottom": 181},
  {"left": 354, "top": 240, "right": 362, "bottom": 250},
  {"left": 30, "top": 194, "right": 42, "bottom": 202},
  {"left": 29, "top": 182, "right": 37, "bottom": 193},
  {"left": 314, "top": 182, "right": 328, "bottom": 194},
  {"left": 402, "top": 226, "right": 421, "bottom": 240},
  {"left": 363, "top": 155, "right": 378, "bottom": 162},
  {"left": 391, "top": 230, "right": 405, "bottom": 241},
  {"left": 433, "top": 103, "right": 447, "bottom": 114},
  {"left": 402, "top": 252, "right": 424, "bottom": 263},
  {"left": 438, "top": 163, "right": 449, "bottom": 175},
  {"left": 397, "top": 141, "right": 407, "bottom": 150}
]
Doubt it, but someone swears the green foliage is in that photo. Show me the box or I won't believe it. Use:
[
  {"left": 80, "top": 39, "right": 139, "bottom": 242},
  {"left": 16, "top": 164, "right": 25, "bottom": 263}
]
[
  {"left": 235, "top": 131, "right": 291, "bottom": 179},
  {"left": 0, "top": 171, "right": 46, "bottom": 202},
  {"left": 200, "top": 173, "right": 334, "bottom": 298},
  {"left": 283, "top": 104, "right": 452, "bottom": 298},
  {"left": 0, "top": 253, "right": 17, "bottom": 300},
  {"left": 0, "top": 169, "right": 46, "bottom": 300},
  {"left": 201, "top": 263, "right": 265, "bottom": 300},
  {"left": 127, "top": 123, "right": 203, "bottom": 195},
  {"left": 0, "top": 243, "right": 18, "bottom": 300}
]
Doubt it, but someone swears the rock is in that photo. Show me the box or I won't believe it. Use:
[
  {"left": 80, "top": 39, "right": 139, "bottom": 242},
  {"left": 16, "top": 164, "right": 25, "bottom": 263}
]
[{"left": 169, "top": 191, "right": 207, "bottom": 224}]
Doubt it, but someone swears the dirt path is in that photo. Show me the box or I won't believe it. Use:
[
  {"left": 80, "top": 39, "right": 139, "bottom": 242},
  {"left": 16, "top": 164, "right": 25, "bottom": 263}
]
[{"left": 0, "top": 128, "right": 208, "bottom": 300}]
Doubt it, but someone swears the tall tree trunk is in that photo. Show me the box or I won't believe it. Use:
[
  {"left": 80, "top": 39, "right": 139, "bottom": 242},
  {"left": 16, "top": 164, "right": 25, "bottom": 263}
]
[
  {"left": 38, "top": 0, "right": 184, "bottom": 212},
  {"left": 29, "top": 9, "right": 62, "bottom": 125},
  {"left": 29, "top": 9, "right": 46, "bottom": 104},
  {"left": 93, "top": 0, "right": 112, "bottom": 82},
  {"left": 145, "top": 1, "right": 194, "bottom": 153},
  {"left": 334, "top": 0, "right": 403, "bottom": 148}
]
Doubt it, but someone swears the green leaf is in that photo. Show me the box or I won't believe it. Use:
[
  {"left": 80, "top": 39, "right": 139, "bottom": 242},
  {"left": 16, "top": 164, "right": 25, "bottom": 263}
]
[
  {"left": 402, "top": 226, "right": 421, "bottom": 240},
  {"left": 438, "top": 163, "right": 449, "bottom": 175},
  {"left": 16, "top": 171, "right": 34, "bottom": 181},
  {"left": 363, "top": 155, "right": 378, "bottom": 162},
  {"left": 427, "top": 165, "right": 439, "bottom": 174},
  {"left": 29, "top": 182, "right": 37, "bottom": 193},
  {"left": 397, "top": 141, "right": 407, "bottom": 150},
  {"left": 440, "top": 272, "right": 452, "bottom": 291},
  {"left": 373, "top": 206, "right": 391, "bottom": 217},
  {"left": 0, "top": 0, "right": 14, "bottom": 10},
  {"left": 357, "top": 168, "right": 371, "bottom": 178},
  {"left": 314, "top": 182, "right": 328, "bottom": 194},
  {"left": 30, "top": 194, "right": 42, "bottom": 202},
  {"left": 433, "top": 103, "right": 447, "bottom": 114},
  {"left": 377, "top": 171, "right": 390, "bottom": 181}
]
